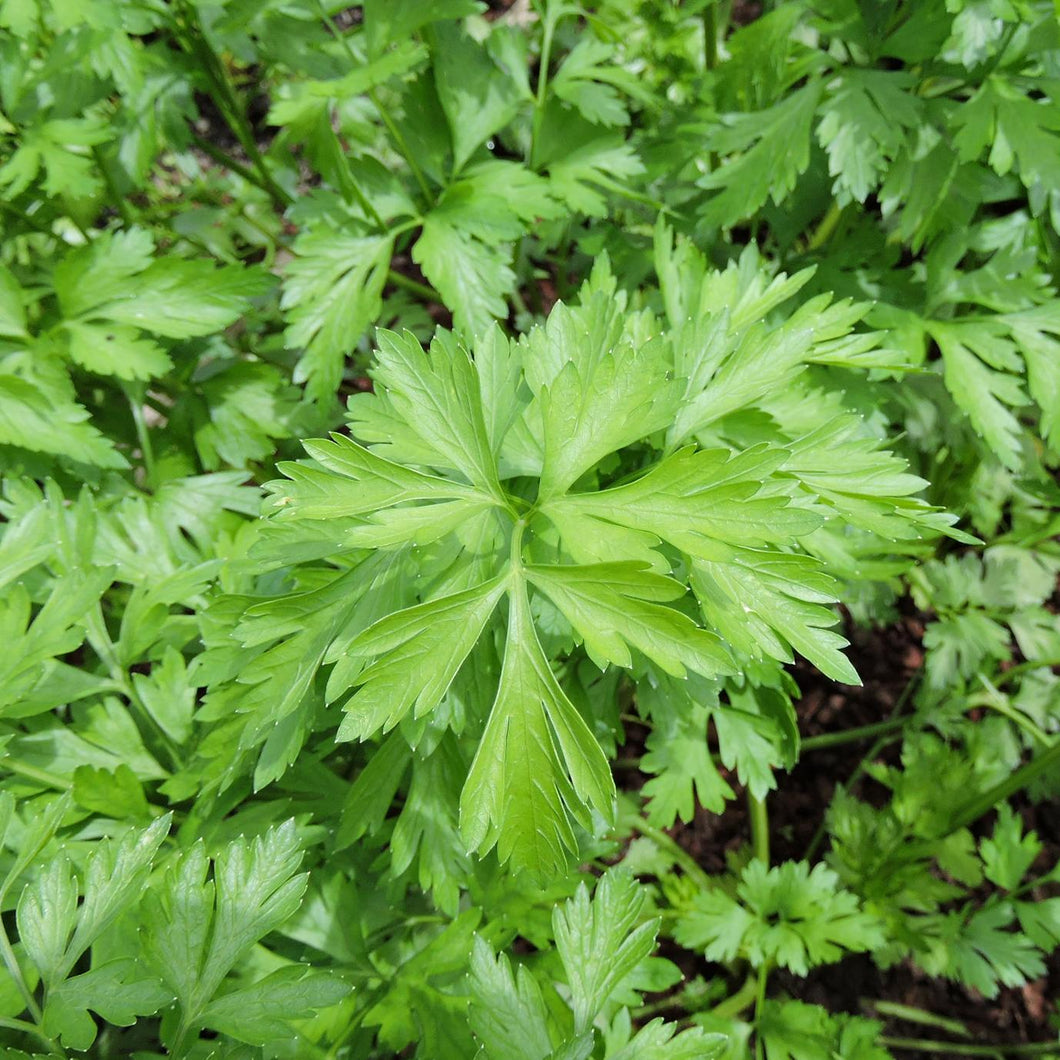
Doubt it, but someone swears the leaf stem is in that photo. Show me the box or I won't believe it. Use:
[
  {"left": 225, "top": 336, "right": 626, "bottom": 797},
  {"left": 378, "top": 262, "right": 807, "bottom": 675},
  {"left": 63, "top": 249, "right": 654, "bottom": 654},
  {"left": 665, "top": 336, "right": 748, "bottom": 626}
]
[
  {"left": 807, "top": 200, "right": 843, "bottom": 251},
  {"left": 529, "top": 2, "right": 559, "bottom": 169},
  {"left": 84, "top": 605, "right": 186, "bottom": 772},
  {"left": 0, "top": 925, "right": 48, "bottom": 1033},
  {"left": 124, "top": 382, "right": 156, "bottom": 490},
  {"left": 711, "top": 972, "right": 758, "bottom": 1020},
  {"left": 753, "top": 962, "right": 769, "bottom": 1060},
  {"left": 703, "top": 1, "right": 719, "bottom": 72},
  {"left": 0, "top": 1015, "right": 65, "bottom": 1056},
  {"left": 386, "top": 268, "right": 439, "bottom": 302},
  {"left": 748, "top": 792, "right": 769, "bottom": 865},
  {"left": 369, "top": 87, "right": 433, "bottom": 204},
  {"left": 879, "top": 1037, "right": 1059, "bottom": 1056},
  {"left": 175, "top": 2, "right": 293, "bottom": 211},
  {"left": 626, "top": 815, "right": 713, "bottom": 891},
  {"left": 188, "top": 130, "right": 280, "bottom": 202},
  {"left": 800, "top": 715, "right": 908, "bottom": 752},
  {"left": 313, "top": 0, "right": 389, "bottom": 228},
  {"left": 946, "top": 738, "right": 1060, "bottom": 834}
]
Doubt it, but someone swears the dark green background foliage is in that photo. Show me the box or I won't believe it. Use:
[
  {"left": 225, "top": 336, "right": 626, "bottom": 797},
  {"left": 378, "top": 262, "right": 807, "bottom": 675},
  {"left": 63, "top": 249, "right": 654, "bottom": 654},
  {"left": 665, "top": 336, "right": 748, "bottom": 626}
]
[{"left": 0, "top": 0, "right": 1059, "bottom": 1057}]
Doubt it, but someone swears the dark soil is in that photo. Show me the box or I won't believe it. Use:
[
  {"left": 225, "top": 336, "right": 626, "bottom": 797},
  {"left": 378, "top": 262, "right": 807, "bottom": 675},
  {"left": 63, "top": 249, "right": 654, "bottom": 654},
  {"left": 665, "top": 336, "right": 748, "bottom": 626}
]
[{"left": 622, "top": 600, "right": 1060, "bottom": 1057}]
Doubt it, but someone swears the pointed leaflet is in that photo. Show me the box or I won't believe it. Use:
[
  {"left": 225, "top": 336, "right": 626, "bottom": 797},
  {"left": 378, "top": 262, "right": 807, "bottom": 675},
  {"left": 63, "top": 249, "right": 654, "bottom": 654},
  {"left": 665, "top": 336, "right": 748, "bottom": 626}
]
[
  {"left": 142, "top": 821, "right": 308, "bottom": 1033},
  {"left": 281, "top": 228, "right": 394, "bottom": 402},
  {"left": 467, "top": 935, "right": 555, "bottom": 1060},
  {"left": 542, "top": 446, "right": 821, "bottom": 561},
  {"left": 553, "top": 871, "right": 659, "bottom": 1033},
  {"left": 43, "top": 960, "right": 173, "bottom": 1051},
  {"left": 17, "top": 816, "right": 170, "bottom": 988},
  {"left": 268, "top": 432, "right": 488, "bottom": 521},
  {"left": 930, "top": 320, "right": 1028, "bottom": 470},
  {"left": 816, "top": 69, "right": 920, "bottom": 203},
  {"left": 525, "top": 563, "right": 732, "bottom": 678},
  {"left": 697, "top": 83, "right": 822, "bottom": 228},
  {"left": 460, "top": 575, "right": 614, "bottom": 878},
  {"left": 412, "top": 214, "right": 515, "bottom": 340},
  {"left": 370, "top": 329, "right": 503, "bottom": 495},
  {"left": 536, "top": 339, "right": 681, "bottom": 500},
  {"left": 691, "top": 549, "right": 860, "bottom": 684},
  {"left": 198, "top": 966, "right": 351, "bottom": 1045},
  {"left": 432, "top": 22, "right": 528, "bottom": 173},
  {"left": 336, "top": 574, "right": 509, "bottom": 741}
]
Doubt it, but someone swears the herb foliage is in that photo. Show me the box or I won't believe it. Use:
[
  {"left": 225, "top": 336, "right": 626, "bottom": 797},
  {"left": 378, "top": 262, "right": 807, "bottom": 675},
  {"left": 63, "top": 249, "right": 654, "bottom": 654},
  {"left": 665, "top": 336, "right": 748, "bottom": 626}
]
[{"left": 1, "top": 1, "right": 1059, "bottom": 1058}]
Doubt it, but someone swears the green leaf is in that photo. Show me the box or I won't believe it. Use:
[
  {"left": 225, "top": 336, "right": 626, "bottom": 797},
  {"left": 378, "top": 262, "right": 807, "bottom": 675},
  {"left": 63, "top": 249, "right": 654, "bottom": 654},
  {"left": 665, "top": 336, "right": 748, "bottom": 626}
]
[
  {"left": 61, "top": 321, "right": 172, "bottom": 381},
  {"left": 605, "top": 1016, "right": 727, "bottom": 1060},
  {"left": 640, "top": 701, "right": 733, "bottom": 824},
  {"left": 692, "top": 550, "right": 860, "bottom": 684},
  {"left": 198, "top": 966, "right": 351, "bottom": 1045},
  {"left": 142, "top": 821, "right": 308, "bottom": 1030},
  {"left": 545, "top": 135, "right": 645, "bottom": 218},
  {"left": 432, "top": 23, "right": 528, "bottom": 172},
  {"left": 72, "top": 764, "right": 151, "bottom": 821},
  {"left": 930, "top": 320, "right": 1028, "bottom": 470},
  {"left": 43, "top": 959, "right": 173, "bottom": 1051},
  {"left": 550, "top": 445, "right": 819, "bottom": 548},
  {"left": 17, "top": 816, "right": 170, "bottom": 987},
  {"left": 371, "top": 329, "right": 504, "bottom": 495},
  {"left": 919, "top": 903, "right": 1045, "bottom": 998},
  {"left": 980, "top": 805, "right": 1043, "bottom": 892},
  {"left": 673, "top": 860, "right": 883, "bottom": 976},
  {"left": 526, "top": 563, "right": 732, "bottom": 678},
  {"left": 460, "top": 575, "right": 615, "bottom": 878},
  {"left": 535, "top": 340, "right": 681, "bottom": 500},
  {"left": 364, "top": 0, "right": 484, "bottom": 56},
  {"left": 553, "top": 871, "right": 658, "bottom": 1033},
  {"left": 467, "top": 935, "right": 555, "bottom": 1060},
  {"left": 816, "top": 69, "right": 920, "bottom": 203},
  {"left": 413, "top": 213, "right": 515, "bottom": 339},
  {"left": 0, "top": 373, "right": 127, "bottom": 468},
  {"left": 336, "top": 574, "right": 509, "bottom": 740},
  {"left": 697, "top": 83, "right": 822, "bottom": 227},
  {"left": 269, "top": 432, "right": 487, "bottom": 521},
  {"left": 281, "top": 227, "right": 394, "bottom": 402}
]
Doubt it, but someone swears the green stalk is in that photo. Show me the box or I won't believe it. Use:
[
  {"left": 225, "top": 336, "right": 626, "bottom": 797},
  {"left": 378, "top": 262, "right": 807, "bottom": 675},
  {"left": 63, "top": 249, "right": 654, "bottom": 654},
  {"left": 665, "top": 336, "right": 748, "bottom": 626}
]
[
  {"left": 627, "top": 815, "right": 713, "bottom": 891},
  {"left": 313, "top": 0, "right": 388, "bottom": 227},
  {"left": 386, "top": 268, "right": 438, "bottom": 302},
  {"left": 369, "top": 87, "right": 433, "bottom": 203},
  {"left": 994, "top": 657, "right": 1060, "bottom": 686},
  {"left": 0, "top": 926, "right": 49, "bottom": 1040},
  {"left": 703, "top": 1, "right": 719, "bottom": 71},
  {"left": 0, "top": 201, "right": 54, "bottom": 236},
  {"left": 175, "top": 2, "right": 292, "bottom": 211},
  {"left": 0, "top": 1015, "right": 65, "bottom": 1056},
  {"left": 529, "top": 3, "right": 560, "bottom": 169},
  {"left": 946, "top": 738, "right": 1060, "bottom": 834},
  {"left": 1, "top": 760, "right": 73, "bottom": 792},
  {"left": 748, "top": 792, "right": 769, "bottom": 865},
  {"left": 189, "top": 130, "right": 279, "bottom": 200},
  {"left": 753, "top": 962, "right": 770, "bottom": 1060},
  {"left": 800, "top": 716, "right": 908, "bottom": 752},
  {"left": 711, "top": 972, "right": 758, "bottom": 1020},
  {"left": 85, "top": 606, "right": 186, "bottom": 773},
  {"left": 807, "top": 200, "right": 843, "bottom": 251},
  {"left": 92, "top": 145, "right": 135, "bottom": 225},
  {"left": 880, "top": 1037, "right": 1059, "bottom": 1056},
  {"left": 124, "top": 383, "right": 156, "bottom": 491}
]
